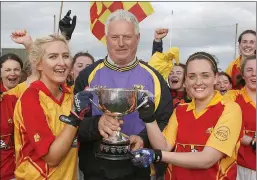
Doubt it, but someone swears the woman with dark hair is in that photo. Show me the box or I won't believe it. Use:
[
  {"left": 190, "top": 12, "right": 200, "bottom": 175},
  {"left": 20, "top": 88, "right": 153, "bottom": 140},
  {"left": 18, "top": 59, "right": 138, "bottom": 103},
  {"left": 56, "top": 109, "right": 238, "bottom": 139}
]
[
  {"left": 224, "top": 55, "right": 256, "bottom": 180},
  {"left": 66, "top": 51, "right": 94, "bottom": 86},
  {"left": 72, "top": 52, "right": 94, "bottom": 79},
  {"left": 151, "top": 28, "right": 191, "bottom": 109},
  {"left": 0, "top": 30, "right": 34, "bottom": 180},
  {"left": 0, "top": 53, "right": 23, "bottom": 93},
  {"left": 215, "top": 71, "right": 232, "bottom": 95},
  {"left": 226, "top": 29, "right": 256, "bottom": 89},
  {"left": 132, "top": 52, "right": 242, "bottom": 180},
  {"left": 168, "top": 63, "right": 191, "bottom": 107}
]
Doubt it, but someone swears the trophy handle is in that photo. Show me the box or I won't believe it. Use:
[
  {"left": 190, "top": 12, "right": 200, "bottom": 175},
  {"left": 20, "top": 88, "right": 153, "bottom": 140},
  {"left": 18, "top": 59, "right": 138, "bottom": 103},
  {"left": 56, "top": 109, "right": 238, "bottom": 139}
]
[
  {"left": 85, "top": 87, "right": 98, "bottom": 93},
  {"left": 137, "top": 90, "right": 154, "bottom": 98},
  {"left": 135, "top": 95, "right": 149, "bottom": 111},
  {"left": 89, "top": 98, "right": 99, "bottom": 109}
]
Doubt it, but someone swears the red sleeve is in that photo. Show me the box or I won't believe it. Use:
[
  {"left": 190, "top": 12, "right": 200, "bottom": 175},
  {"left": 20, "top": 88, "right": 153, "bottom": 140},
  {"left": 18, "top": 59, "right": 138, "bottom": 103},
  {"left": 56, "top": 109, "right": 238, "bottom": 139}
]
[{"left": 20, "top": 88, "right": 55, "bottom": 157}]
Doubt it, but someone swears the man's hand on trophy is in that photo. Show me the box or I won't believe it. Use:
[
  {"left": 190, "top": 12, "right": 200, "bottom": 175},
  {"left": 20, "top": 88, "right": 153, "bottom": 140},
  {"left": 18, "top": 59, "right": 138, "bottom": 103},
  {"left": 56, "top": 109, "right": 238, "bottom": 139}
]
[
  {"left": 138, "top": 97, "right": 155, "bottom": 123},
  {"left": 98, "top": 114, "right": 123, "bottom": 139},
  {"left": 129, "top": 135, "right": 144, "bottom": 151},
  {"left": 131, "top": 148, "right": 162, "bottom": 168},
  {"left": 59, "top": 91, "right": 93, "bottom": 127}
]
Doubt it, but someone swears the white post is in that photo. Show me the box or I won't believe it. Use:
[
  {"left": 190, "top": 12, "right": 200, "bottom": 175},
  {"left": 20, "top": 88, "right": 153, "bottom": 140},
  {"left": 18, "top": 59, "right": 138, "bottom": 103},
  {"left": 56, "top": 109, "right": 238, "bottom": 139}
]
[{"left": 169, "top": 10, "right": 173, "bottom": 48}]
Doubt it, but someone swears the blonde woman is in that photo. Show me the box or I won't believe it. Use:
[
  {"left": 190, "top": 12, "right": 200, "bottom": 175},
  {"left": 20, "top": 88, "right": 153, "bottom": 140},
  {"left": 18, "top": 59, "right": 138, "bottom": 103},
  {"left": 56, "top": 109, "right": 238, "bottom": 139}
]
[{"left": 13, "top": 34, "right": 91, "bottom": 179}]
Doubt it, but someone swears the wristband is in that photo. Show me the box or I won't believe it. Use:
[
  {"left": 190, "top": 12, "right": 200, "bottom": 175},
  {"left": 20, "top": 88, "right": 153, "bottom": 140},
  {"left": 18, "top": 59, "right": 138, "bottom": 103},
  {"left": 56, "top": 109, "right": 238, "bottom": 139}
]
[{"left": 153, "top": 149, "right": 162, "bottom": 163}]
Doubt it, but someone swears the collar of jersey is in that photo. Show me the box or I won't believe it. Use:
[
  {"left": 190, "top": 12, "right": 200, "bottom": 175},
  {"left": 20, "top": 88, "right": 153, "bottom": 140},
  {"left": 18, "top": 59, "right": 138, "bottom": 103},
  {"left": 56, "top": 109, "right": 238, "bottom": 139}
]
[
  {"left": 103, "top": 56, "right": 139, "bottom": 72},
  {"left": 234, "top": 56, "right": 242, "bottom": 69},
  {"left": 31, "top": 80, "right": 71, "bottom": 96},
  {"left": 241, "top": 87, "right": 256, "bottom": 108},
  {"left": 186, "top": 91, "right": 222, "bottom": 112}
]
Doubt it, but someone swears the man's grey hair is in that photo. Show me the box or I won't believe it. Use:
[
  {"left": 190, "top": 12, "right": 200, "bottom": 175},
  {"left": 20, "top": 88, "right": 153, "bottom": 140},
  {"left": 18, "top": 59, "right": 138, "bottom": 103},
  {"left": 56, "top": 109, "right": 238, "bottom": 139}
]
[{"left": 105, "top": 9, "right": 139, "bottom": 35}]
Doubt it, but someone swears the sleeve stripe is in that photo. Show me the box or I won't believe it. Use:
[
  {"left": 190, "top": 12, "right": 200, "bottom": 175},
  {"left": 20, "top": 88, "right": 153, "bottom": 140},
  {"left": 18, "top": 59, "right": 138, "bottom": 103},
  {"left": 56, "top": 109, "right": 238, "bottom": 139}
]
[
  {"left": 88, "top": 62, "right": 105, "bottom": 86},
  {"left": 138, "top": 62, "right": 161, "bottom": 110}
]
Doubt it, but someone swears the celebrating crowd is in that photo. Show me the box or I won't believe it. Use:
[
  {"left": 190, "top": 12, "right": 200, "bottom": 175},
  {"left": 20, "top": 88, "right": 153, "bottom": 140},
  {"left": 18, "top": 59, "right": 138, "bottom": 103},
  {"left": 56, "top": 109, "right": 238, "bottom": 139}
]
[{"left": 0, "top": 9, "right": 256, "bottom": 180}]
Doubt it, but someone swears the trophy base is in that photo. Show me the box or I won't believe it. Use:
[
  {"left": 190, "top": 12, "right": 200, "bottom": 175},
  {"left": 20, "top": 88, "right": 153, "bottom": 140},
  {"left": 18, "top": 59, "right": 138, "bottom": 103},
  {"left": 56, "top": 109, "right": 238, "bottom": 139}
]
[
  {"left": 96, "top": 133, "right": 131, "bottom": 161},
  {"left": 95, "top": 152, "right": 131, "bottom": 160}
]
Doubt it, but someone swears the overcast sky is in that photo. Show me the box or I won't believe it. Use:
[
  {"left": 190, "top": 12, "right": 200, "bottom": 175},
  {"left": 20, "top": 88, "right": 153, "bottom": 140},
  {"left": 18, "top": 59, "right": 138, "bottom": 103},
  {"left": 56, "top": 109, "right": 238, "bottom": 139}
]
[{"left": 1, "top": 2, "right": 256, "bottom": 70}]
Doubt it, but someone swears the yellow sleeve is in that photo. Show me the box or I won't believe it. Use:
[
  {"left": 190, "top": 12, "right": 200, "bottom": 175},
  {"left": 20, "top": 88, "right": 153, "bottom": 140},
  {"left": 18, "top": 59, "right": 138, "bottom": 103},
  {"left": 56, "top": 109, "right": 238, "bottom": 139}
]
[
  {"left": 4, "top": 87, "right": 18, "bottom": 97},
  {"left": 222, "top": 90, "right": 239, "bottom": 103},
  {"left": 162, "top": 108, "right": 178, "bottom": 147},
  {"left": 225, "top": 61, "right": 234, "bottom": 77},
  {"left": 206, "top": 101, "right": 242, "bottom": 157},
  {"left": 148, "top": 47, "right": 179, "bottom": 81}
]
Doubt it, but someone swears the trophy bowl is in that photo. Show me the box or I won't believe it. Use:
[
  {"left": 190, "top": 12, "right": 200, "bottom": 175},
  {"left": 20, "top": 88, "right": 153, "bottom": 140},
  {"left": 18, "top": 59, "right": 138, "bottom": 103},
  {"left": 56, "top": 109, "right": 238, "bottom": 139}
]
[
  {"left": 97, "top": 88, "right": 137, "bottom": 117},
  {"left": 86, "top": 87, "right": 152, "bottom": 160}
]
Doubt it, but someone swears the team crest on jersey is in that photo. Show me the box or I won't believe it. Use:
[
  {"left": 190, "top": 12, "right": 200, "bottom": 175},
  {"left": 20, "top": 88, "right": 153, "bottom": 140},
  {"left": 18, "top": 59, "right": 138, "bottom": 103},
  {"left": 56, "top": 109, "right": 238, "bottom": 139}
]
[
  {"left": 133, "top": 84, "right": 145, "bottom": 90},
  {"left": 8, "top": 119, "right": 13, "bottom": 124},
  {"left": 0, "top": 140, "right": 8, "bottom": 149},
  {"left": 206, "top": 127, "right": 214, "bottom": 134},
  {"left": 34, "top": 133, "right": 40, "bottom": 142},
  {"left": 214, "top": 126, "right": 230, "bottom": 141}
]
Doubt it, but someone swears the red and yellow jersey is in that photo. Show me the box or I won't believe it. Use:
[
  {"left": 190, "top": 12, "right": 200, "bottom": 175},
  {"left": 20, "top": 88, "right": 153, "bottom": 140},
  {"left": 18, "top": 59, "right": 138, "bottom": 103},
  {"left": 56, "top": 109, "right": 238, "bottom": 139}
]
[
  {"left": 0, "top": 82, "right": 7, "bottom": 93},
  {"left": 163, "top": 91, "right": 242, "bottom": 180},
  {"left": 0, "top": 93, "right": 17, "bottom": 180},
  {"left": 5, "top": 82, "right": 28, "bottom": 99},
  {"left": 13, "top": 80, "right": 77, "bottom": 180},
  {"left": 226, "top": 56, "right": 243, "bottom": 90},
  {"left": 224, "top": 87, "right": 256, "bottom": 170},
  {"left": 0, "top": 82, "right": 28, "bottom": 180}
]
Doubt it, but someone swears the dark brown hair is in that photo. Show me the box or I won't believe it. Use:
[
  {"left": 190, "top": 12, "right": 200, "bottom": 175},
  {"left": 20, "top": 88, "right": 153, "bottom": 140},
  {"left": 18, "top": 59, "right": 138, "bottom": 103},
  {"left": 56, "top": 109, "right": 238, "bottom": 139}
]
[
  {"left": 0, "top": 53, "right": 23, "bottom": 69},
  {"left": 72, "top": 51, "right": 94, "bottom": 67},
  {"left": 174, "top": 63, "right": 186, "bottom": 82},
  {"left": 238, "top": 30, "right": 256, "bottom": 44},
  {"left": 218, "top": 71, "right": 232, "bottom": 84},
  {"left": 185, "top": 52, "right": 218, "bottom": 75}
]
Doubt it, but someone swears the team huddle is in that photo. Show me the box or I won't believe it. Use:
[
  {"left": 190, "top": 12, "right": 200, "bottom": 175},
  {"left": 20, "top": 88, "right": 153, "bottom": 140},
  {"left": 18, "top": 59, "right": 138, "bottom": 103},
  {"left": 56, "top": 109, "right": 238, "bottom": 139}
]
[{"left": 0, "top": 9, "right": 256, "bottom": 180}]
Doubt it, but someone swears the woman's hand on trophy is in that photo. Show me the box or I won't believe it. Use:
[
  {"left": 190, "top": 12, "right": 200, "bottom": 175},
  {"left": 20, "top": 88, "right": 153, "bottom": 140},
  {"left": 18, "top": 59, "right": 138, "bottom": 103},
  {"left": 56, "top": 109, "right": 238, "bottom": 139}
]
[
  {"left": 71, "top": 91, "right": 93, "bottom": 120},
  {"left": 129, "top": 135, "right": 144, "bottom": 151},
  {"left": 98, "top": 114, "right": 123, "bottom": 139},
  {"left": 59, "top": 91, "right": 93, "bottom": 127},
  {"left": 131, "top": 148, "right": 162, "bottom": 168},
  {"left": 138, "top": 98, "right": 155, "bottom": 123}
]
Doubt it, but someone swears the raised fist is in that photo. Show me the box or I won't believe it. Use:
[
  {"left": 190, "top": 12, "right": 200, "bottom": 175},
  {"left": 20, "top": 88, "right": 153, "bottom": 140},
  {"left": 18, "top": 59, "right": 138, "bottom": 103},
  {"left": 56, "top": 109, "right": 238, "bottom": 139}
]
[
  {"left": 11, "top": 29, "right": 33, "bottom": 47},
  {"left": 59, "top": 10, "right": 77, "bottom": 40},
  {"left": 154, "top": 28, "right": 169, "bottom": 42}
]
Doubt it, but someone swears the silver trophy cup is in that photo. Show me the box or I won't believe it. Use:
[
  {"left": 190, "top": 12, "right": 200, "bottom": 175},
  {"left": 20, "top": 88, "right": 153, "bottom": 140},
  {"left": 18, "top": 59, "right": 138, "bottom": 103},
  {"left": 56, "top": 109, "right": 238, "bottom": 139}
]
[{"left": 86, "top": 87, "right": 152, "bottom": 160}]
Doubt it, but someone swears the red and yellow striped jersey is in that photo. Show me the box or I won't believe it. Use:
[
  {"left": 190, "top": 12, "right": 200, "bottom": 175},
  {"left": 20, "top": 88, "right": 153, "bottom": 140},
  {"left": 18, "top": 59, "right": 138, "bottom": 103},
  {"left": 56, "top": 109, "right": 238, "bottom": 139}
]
[
  {"left": 5, "top": 82, "right": 28, "bottom": 99},
  {"left": 226, "top": 56, "right": 242, "bottom": 89},
  {"left": 224, "top": 87, "right": 256, "bottom": 170},
  {"left": 0, "top": 82, "right": 7, "bottom": 93},
  {"left": 0, "top": 93, "right": 17, "bottom": 180},
  {"left": 13, "top": 80, "right": 77, "bottom": 180},
  {"left": 163, "top": 91, "right": 242, "bottom": 180},
  {"left": 1, "top": 82, "right": 28, "bottom": 180}
]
